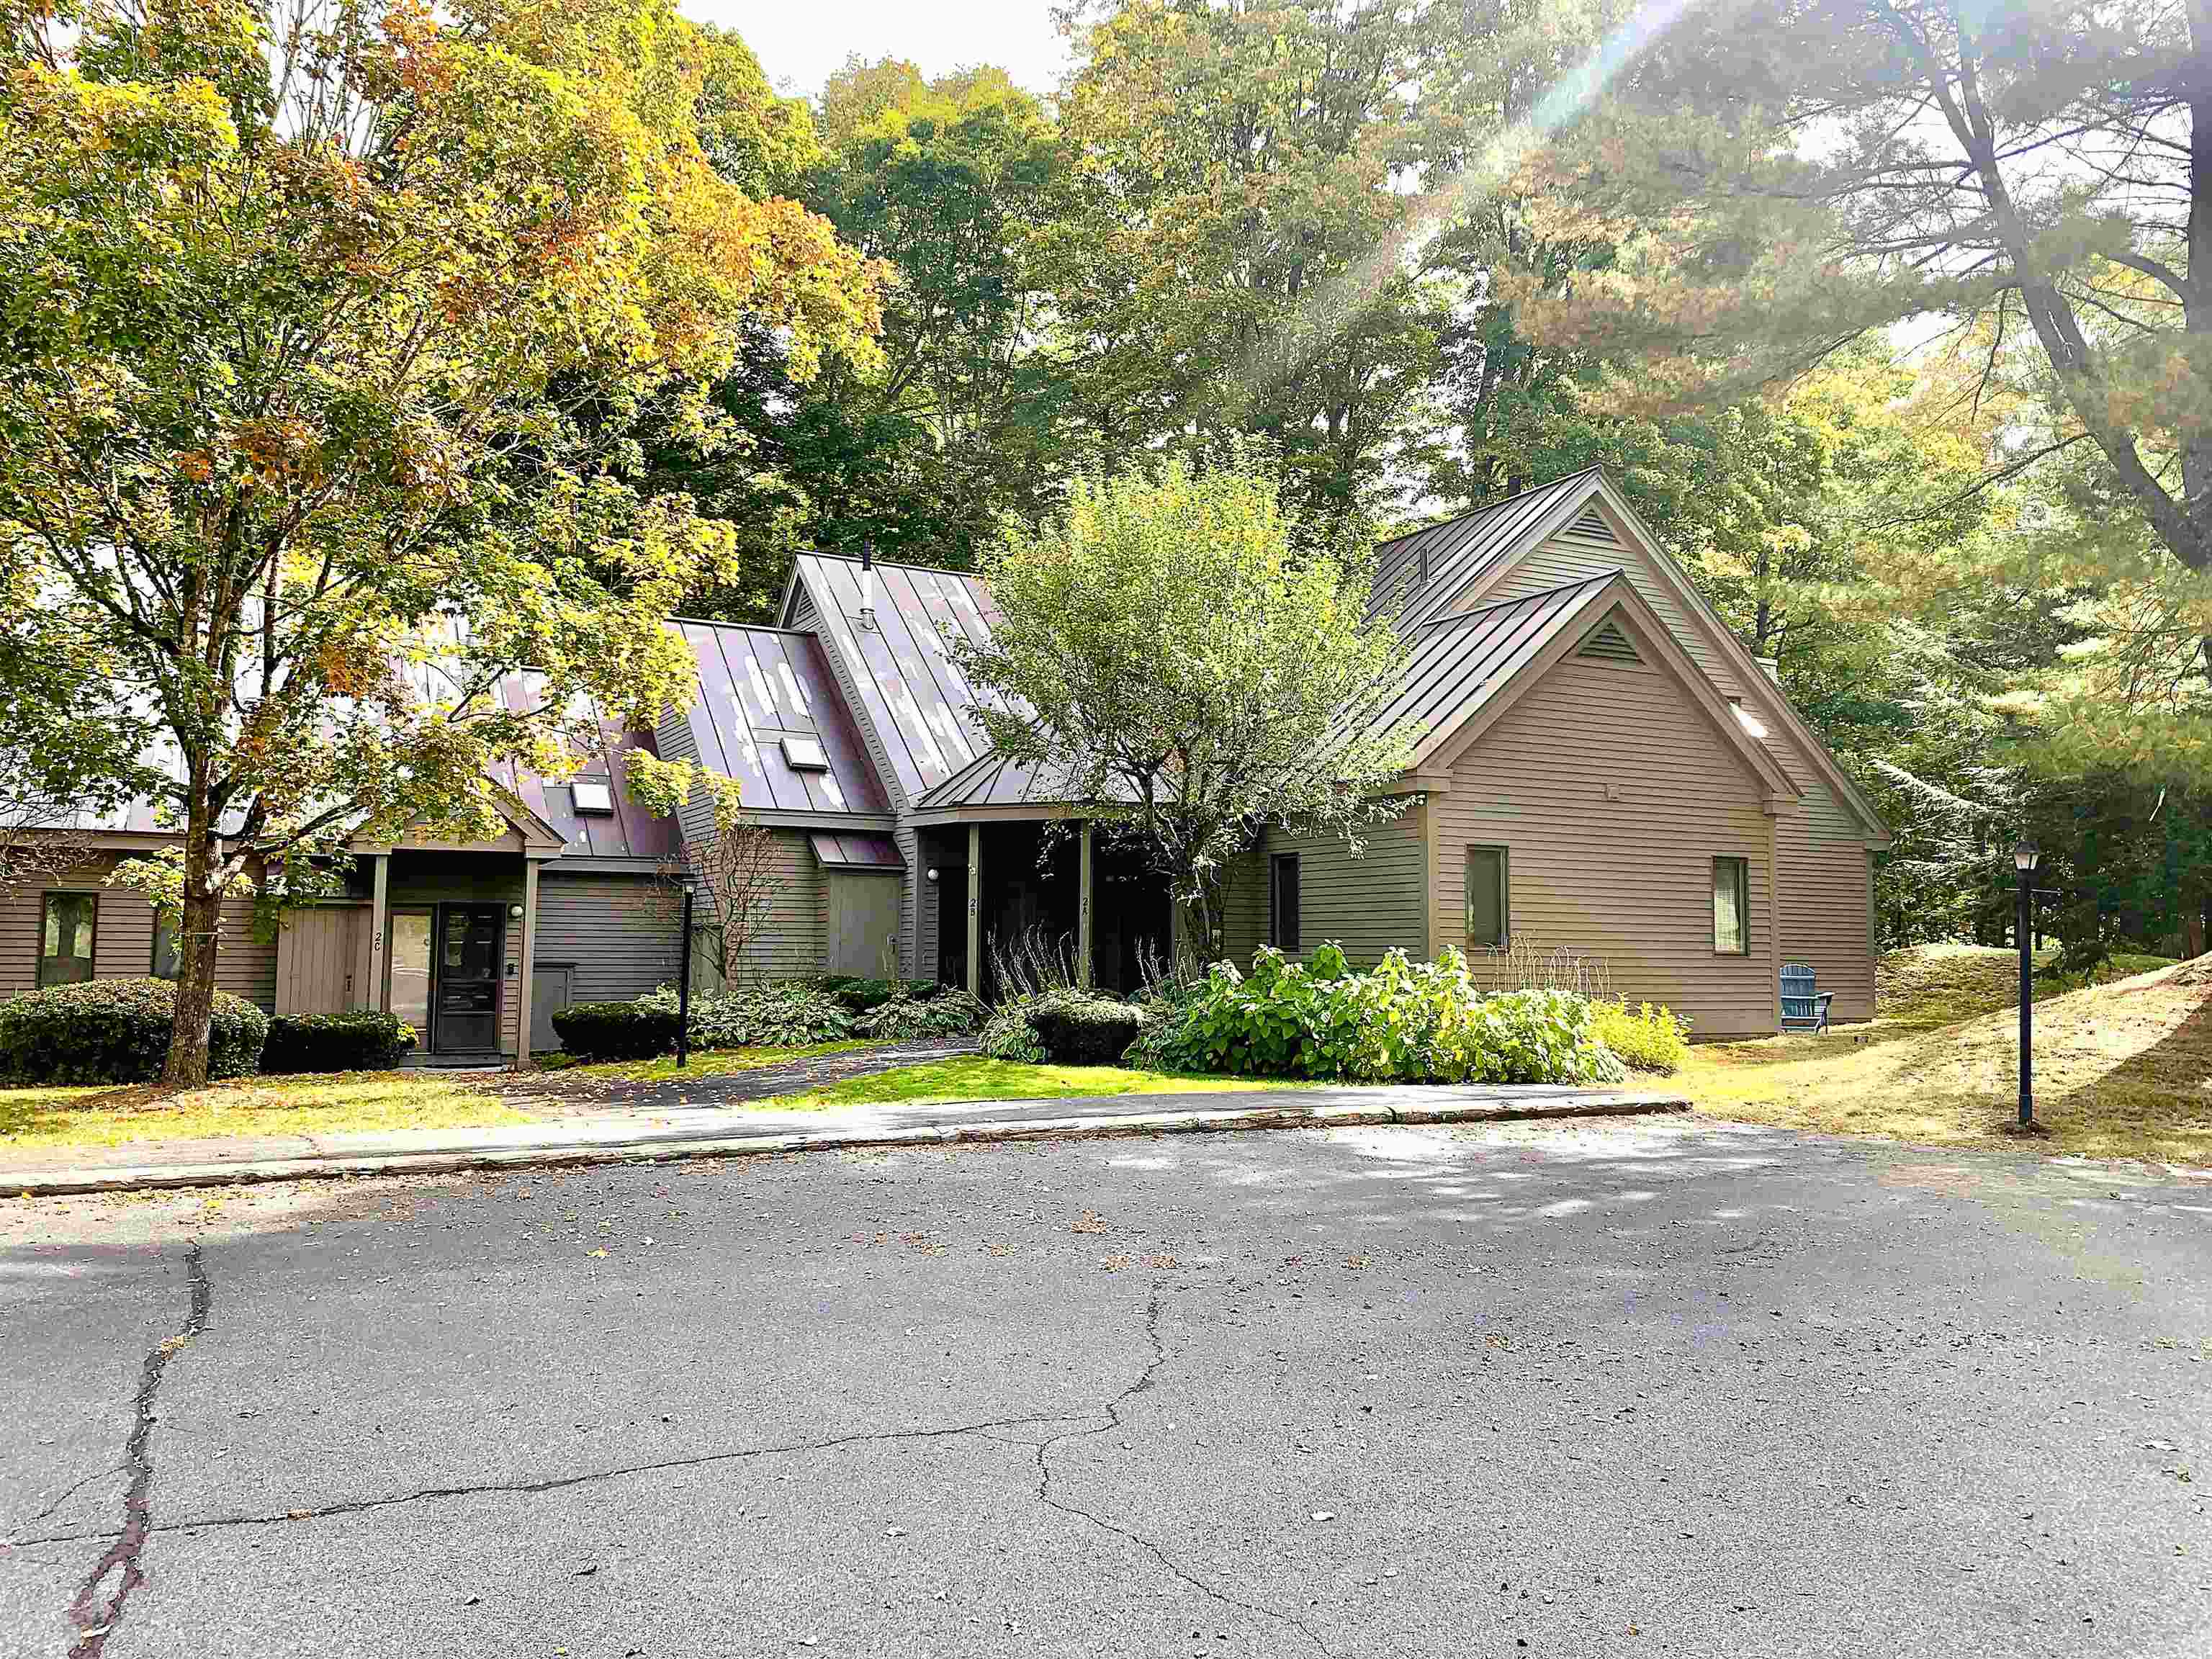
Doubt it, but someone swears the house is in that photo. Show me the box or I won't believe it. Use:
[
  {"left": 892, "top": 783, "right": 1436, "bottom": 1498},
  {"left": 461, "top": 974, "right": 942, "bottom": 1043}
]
[{"left": 1, "top": 466, "right": 1886, "bottom": 1058}]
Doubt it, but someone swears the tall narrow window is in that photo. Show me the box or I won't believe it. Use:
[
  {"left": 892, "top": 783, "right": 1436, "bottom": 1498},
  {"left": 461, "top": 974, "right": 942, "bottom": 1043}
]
[
  {"left": 1466, "top": 847, "right": 1509, "bottom": 950},
  {"left": 1713, "top": 856, "right": 1750, "bottom": 955},
  {"left": 1269, "top": 853, "right": 1301, "bottom": 952},
  {"left": 150, "top": 913, "right": 180, "bottom": 980},
  {"left": 39, "top": 892, "right": 97, "bottom": 986}
]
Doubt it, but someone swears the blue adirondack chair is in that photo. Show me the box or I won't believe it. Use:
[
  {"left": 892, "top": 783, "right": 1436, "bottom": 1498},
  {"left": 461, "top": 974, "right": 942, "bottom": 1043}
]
[{"left": 1780, "top": 963, "right": 1833, "bottom": 1033}]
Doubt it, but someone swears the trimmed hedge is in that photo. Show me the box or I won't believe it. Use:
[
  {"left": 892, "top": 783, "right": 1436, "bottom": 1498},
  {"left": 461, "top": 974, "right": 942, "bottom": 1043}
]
[
  {"left": 549, "top": 1000, "right": 682, "bottom": 1062},
  {"left": 1027, "top": 995, "right": 1147, "bottom": 1065},
  {"left": 0, "top": 977, "right": 268, "bottom": 1084},
  {"left": 262, "top": 1011, "right": 419, "bottom": 1074}
]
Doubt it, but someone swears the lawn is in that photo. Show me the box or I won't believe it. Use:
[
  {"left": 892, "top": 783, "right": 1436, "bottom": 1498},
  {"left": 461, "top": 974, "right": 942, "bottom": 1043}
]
[
  {"left": 0, "top": 1070, "right": 528, "bottom": 1156},
  {"left": 742, "top": 1055, "right": 1303, "bottom": 1112},
  {"left": 1679, "top": 943, "right": 2211, "bottom": 1165},
  {"left": 527, "top": 1039, "right": 884, "bottom": 1084}
]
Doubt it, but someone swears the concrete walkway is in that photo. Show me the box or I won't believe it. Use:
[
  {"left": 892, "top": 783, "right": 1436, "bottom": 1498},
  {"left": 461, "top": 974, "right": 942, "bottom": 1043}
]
[{"left": 1, "top": 1082, "right": 1688, "bottom": 1195}]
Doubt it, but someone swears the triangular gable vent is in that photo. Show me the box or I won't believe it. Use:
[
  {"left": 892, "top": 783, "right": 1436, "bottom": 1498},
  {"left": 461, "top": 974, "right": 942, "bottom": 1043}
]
[
  {"left": 1565, "top": 506, "right": 1620, "bottom": 544},
  {"left": 1576, "top": 617, "right": 1642, "bottom": 665}
]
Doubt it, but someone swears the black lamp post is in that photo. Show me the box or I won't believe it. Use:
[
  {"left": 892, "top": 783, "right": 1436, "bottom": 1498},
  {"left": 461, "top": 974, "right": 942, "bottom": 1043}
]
[{"left": 2014, "top": 840, "right": 2038, "bottom": 1127}]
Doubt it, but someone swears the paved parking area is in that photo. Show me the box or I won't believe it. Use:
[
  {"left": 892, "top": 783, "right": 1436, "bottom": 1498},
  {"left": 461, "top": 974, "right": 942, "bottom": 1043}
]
[{"left": 2, "top": 1117, "right": 2207, "bottom": 1657}]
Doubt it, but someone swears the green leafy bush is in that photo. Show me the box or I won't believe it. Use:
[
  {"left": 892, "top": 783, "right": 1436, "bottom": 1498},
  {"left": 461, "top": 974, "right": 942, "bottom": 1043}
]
[
  {"left": 1028, "top": 994, "right": 1147, "bottom": 1065},
  {"left": 1153, "top": 945, "right": 1613, "bottom": 1084},
  {"left": 980, "top": 997, "right": 1048, "bottom": 1064},
  {"left": 0, "top": 977, "right": 268, "bottom": 1084},
  {"left": 262, "top": 1011, "right": 418, "bottom": 1074},
  {"left": 637, "top": 983, "right": 856, "bottom": 1049},
  {"left": 855, "top": 989, "right": 986, "bottom": 1039},
  {"left": 1591, "top": 1000, "right": 1691, "bottom": 1074},
  {"left": 550, "top": 1001, "right": 682, "bottom": 1061},
  {"left": 813, "top": 976, "right": 942, "bottom": 1014}
]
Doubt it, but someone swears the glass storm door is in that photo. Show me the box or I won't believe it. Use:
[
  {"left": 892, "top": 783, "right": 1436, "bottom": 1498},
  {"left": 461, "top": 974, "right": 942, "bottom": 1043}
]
[
  {"left": 389, "top": 912, "right": 433, "bottom": 1042},
  {"left": 432, "top": 904, "right": 503, "bottom": 1053}
]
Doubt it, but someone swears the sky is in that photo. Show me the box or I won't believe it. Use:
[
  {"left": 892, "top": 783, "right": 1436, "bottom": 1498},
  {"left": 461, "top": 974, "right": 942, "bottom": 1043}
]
[{"left": 702, "top": 0, "right": 1071, "bottom": 98}]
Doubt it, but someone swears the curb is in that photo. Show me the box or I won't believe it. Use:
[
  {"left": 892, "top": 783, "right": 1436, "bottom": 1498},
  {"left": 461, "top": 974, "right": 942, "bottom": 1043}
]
[{"left": 8, "top": 1093, "right": 1689, "bottom": 1197}]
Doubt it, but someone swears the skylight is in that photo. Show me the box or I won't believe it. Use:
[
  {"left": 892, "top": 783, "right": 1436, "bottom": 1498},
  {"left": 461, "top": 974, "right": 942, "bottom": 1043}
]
[
  {"left": 781, "top": 735, "right": 830, "bottom": 771},
  {"left": 572, "top": 779, "right": 614, "bottom": 814}
]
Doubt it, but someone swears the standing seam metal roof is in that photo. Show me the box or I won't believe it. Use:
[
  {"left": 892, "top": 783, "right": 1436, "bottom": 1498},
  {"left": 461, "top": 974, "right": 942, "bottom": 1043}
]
[
  {"left": 662, "top": 619, "right": 889, "bottom": 817},
  {"left": 1366, "top": 469, "right": 1601, "bottom": 634}
]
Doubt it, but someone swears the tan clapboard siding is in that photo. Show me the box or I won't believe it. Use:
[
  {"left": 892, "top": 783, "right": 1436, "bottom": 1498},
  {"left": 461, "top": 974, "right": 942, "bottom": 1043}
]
[
  {"left": 891, "top": 824, "right": 919, "bottom": 979},
  {"left": 728, "top": 828, "right": 824, "bottom": 981},
  {"left": 0, "top": 855, "right": 279, "bottom": 1011},
  {"left": 1219, "top": 804, "right": 1429, "bottom": 968},
  {"left": 534, "top": 873, "right": 683, "bottom": 1002},
  {"left": 1777, "top": 782, "right": 1878, "bottom": 1022},
  {"left": 1431, "top": 656, "right": 1778, "bottom": 1038}
]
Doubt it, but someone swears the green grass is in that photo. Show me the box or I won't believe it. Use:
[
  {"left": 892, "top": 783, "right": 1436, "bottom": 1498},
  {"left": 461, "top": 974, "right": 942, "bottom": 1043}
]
[
  {"left": 530, "top": 1039, "right": 884, "bottom": 1084},
  {"left": 744, "top": 1056, "right": 1304, "bottom": 1112},
  {"left": 1681, "top": 944, "right": 2210, "bottom": 1164},
  {"left": 0, "top": 1070, "right": 528, "bottom": 1156}
]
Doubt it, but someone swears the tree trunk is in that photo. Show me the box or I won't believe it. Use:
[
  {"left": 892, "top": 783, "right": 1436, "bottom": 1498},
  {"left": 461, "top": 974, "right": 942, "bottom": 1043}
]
[{"left": 161, "top": 811, "right": 221, "bottom": 1089}]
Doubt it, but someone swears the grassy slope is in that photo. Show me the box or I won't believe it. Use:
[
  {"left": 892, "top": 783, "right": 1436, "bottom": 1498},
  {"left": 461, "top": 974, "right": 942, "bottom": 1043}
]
[
  {"left": 1682, "top": 943, "right": 2209, "bottom": 1164},
  {"left": 0, "top": 1071, "right": 531, "bottom": 1155}
]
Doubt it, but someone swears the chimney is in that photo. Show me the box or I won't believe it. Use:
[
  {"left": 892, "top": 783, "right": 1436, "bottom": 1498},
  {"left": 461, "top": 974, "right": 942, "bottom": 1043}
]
[{"left": 858, "top": 541, "right": 877, "bottom": 631}]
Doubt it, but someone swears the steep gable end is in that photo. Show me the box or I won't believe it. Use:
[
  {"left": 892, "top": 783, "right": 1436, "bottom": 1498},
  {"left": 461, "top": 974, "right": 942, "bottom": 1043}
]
[{"left": 1575, "top": 616, "right": 1642, "bottom": 665}]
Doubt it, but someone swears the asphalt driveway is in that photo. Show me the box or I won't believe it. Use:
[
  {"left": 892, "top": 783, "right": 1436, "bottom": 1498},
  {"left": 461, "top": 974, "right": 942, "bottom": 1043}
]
[{"left": 1, "top": 1117, "right": 2207, "bottom": 1658}]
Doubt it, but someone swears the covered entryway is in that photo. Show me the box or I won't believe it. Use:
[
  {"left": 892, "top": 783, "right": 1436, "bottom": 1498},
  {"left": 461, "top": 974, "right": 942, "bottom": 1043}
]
[{"left": 920, "top": 820, "right": 1171, "bottom": 999}]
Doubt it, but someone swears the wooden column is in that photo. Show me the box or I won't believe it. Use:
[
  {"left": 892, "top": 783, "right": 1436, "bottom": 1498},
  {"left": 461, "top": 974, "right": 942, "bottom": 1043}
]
[
  {"left": 966, "top": 822, "right": 982, "bottom": 999},
  {"left": 367, "top": 852, "right": 390, "bottom": 1012},
  {"left": 516, "top": 856, "right": 541, "bottom": 1070},
  {"left": 1077, "top": 820, "right": 1094, "bottom": 989}
]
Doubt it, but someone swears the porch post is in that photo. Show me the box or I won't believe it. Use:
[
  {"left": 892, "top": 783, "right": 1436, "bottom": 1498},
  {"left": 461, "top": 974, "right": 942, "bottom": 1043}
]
[
  {"left": 966, "top": 822, "right": 982, "bottom": 999},
  {"left": 516, "top": 855, "right": 541, "bottom": 1070},
  {"left": 367, "top": 852, "right": 390, "bottom": 1012},
  {"left": 1077, "top": 819, "right": 1094, "bottom": 989}
]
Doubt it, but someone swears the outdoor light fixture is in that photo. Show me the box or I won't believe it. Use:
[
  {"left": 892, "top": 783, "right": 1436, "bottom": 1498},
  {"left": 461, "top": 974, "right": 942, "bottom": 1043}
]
[
  {"left": 926, "top": 867, "right": 940, "bottom": 883},
  {"left": 2014, "top": 840, "right": 2040, "bottom": 1130},
  {"left": 508, "top": 904, "right": 524, "bottom": 920}
]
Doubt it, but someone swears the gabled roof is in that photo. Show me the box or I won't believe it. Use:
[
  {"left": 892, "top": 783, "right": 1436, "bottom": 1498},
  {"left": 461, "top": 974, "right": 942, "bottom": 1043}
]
[
  {"left": 1382, "top": 572, "right": 1803, "bottom": 803},
  {"left": 1374, "top": 467, "right": 1889, "bottom": 842},
  {"left": 783, "top": 552, "right": 1015, "bottom": 804},
  {"left": 1367, "top": 468, "right": 1603, "bottom": 632},
  {"left": 1365, "top": 571, "right": 1622, "bottom": 763},
  {"left": 664, "top": 619, "right": 888, "bottom": 817}
]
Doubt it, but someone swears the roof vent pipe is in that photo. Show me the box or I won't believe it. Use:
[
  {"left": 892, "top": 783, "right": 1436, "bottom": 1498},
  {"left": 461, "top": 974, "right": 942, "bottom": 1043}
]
[{"left": 858, "top": 542, "right": 878, "bottom": 632}]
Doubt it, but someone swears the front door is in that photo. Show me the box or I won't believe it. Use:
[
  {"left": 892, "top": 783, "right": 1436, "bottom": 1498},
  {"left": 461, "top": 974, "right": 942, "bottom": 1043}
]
[{"left": 432, "top": 904, "right": 504, "bottom": 1053}]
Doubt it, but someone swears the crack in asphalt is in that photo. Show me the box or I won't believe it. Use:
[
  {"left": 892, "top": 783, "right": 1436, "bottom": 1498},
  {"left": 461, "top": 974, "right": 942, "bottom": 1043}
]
[
  {"left": 66, "top": 1241, "right": 212, "bottom": 1658},
  {"left": 16, "top": 1411, "right": 1084, "bottom": 1548},
  {"left": 10, "top": 1463, "right": 127, "bottom": 1535},
  {"left": 1028, "top": 1287, "right": 1337, "bottom": 1659}
]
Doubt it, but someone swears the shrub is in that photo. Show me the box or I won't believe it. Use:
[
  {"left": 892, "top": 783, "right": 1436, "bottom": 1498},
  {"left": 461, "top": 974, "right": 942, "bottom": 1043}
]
[
  {"left": 814, "top": 976, "right": 941, "bottom": 1014},
  {"left": 550, "top": 1000, "right": 682, "bottom": 1061},
  {"left": 262, "top": 1010, "right": 418, "bottom": 1074},
  {"left": 0, "top": 977, "right": 268, "bottom": 1084},
  {"left": 1591, "top": 1000, "right": 1691, "bottom": 1075},
  {"left": 1028, "top": 994, "right": 1147, "bottom": 1065},
  {"left": 980, "top": 997, "right": 1048, "bottom": 1064},
  {"left": 1153, "top": 945, "right": 1613, "bottom": 1085},
  {"left": 855, "top": 989, "right": 986, "bottom": 1040},
  {"left": 637, "top": 982, "right": 856, "bottom": 1050}
]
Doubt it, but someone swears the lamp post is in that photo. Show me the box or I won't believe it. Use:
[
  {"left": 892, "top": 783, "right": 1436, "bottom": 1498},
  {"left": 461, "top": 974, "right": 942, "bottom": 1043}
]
[
  {"left": 2014, "top": 841, "right": 2038, "bottom": 1128},
  {"left": 675, "top": 885, "right": 693, "bottom": 1071}
]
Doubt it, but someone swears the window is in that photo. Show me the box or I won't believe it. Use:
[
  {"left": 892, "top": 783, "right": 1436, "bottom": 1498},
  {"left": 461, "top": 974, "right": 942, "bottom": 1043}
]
[
  {"left": 1268, "top": 853, "right": 1300, "bottom": 952},
  {"left": 1713, "top": 856, "right": 1750, "bottom": 955},
  {"left": 780, "top": 734, "right": 829, "bottom": 771},
  {"left": 1466, "top": 847, "right": 1509, "bottom": 950},
  {"left": 150, "top": 913, "right": 180, "bottom": 980},
  {"left": 38, "top": 892, "right": 97, "bottom": 987},
  {"left": 570, "top": 779, "right": 614, "bottom": 814}
]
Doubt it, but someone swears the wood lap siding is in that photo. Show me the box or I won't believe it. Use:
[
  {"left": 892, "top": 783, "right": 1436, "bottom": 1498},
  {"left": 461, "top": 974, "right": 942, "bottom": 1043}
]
[
  {"left": 0, "top": 854, "right": 278, "bottom": 1010},
  {"left": 1220, "top": 804, "right": 1428, "bottom": 967},
  {"left": 1777, "top": 785, "right": 1878, "bottom": 1022},
  {"left": 534, "top": 873, "right": 684, "bottom": 1003},
  {"left": 1434, "top": 658, "right": 1778, "bottom": 1038},
  {"left": 1466, "top": 508, "right": 1879, "bottom": 1023},
  {"left": 724, "top": 829, "right": 823, "bottom": 981}
]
